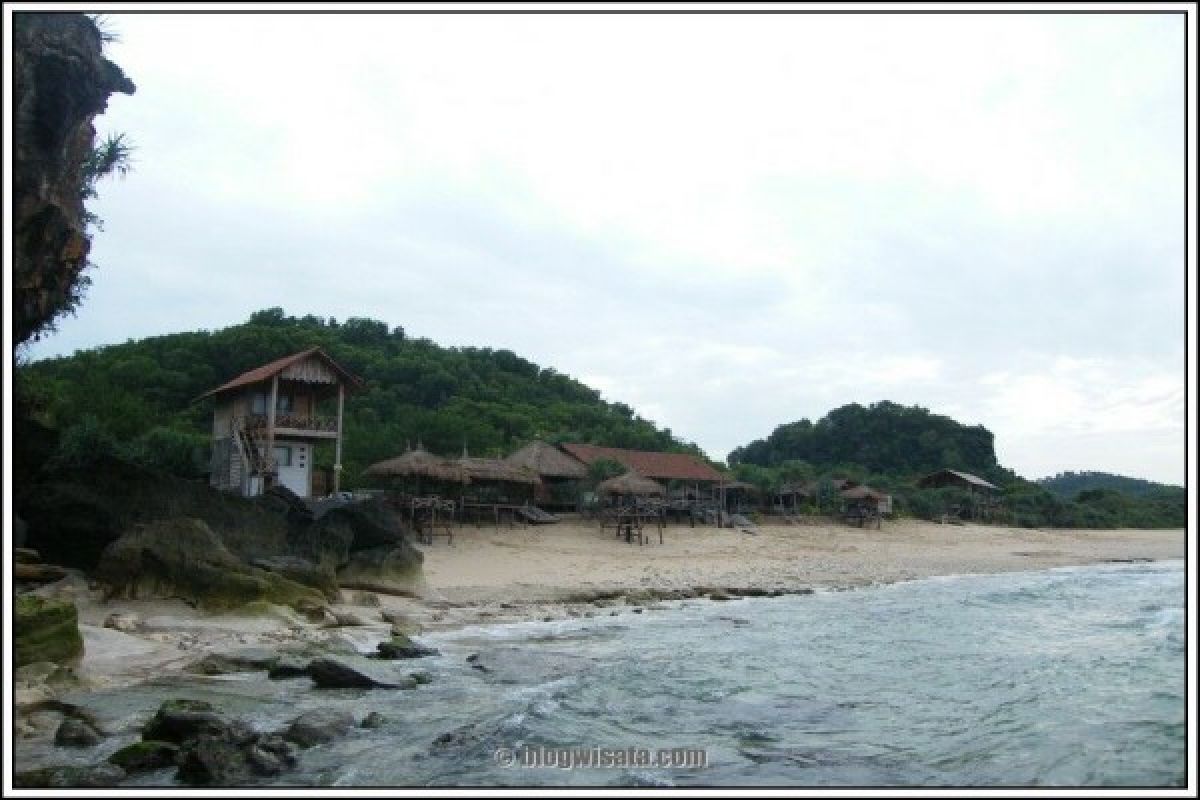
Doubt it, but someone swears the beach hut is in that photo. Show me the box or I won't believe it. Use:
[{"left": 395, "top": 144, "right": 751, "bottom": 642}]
[
  {"left": 596, "top": 471, "right": 666, "bottom": 499},
  {"left": 773, "top": 481, "right": 812, "bottom": 514},
  {"left": 362, "top": 447, "right": 467, "bottom": 491},
  {"left": 505, "top": 440, "right": 588, "bottom": 509},
  {"left": 840, "top": 485, "right": 893, "bottom": 514},
  {"left": 917, "top": 469, "right": 1001, "bottom": 521},
  {"left": 717, "top": 480, "right": 760, "bottom": 514}
]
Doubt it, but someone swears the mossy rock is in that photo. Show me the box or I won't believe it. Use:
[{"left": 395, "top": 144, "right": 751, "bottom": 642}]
[
  {"left": 96, "top": 518, "right": 326, "bottom": 612},
  {"left": 108, "top": 740, "right": 180, "bottom": 772},
  {"left": 14, "top": 595, "right": 83, "bottom": 667}
]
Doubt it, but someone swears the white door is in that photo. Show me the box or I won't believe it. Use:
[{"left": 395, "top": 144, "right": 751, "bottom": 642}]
[{"left": 272, "top": 442, "right": 311, "bottom": 497}]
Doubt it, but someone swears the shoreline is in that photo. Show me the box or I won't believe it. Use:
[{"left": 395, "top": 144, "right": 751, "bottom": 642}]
[{"left": 15, "top": 520, "right": 1185, "bottom": 709}]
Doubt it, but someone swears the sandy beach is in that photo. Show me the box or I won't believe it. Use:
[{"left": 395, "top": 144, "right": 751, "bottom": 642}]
[{"left": 16, "top": 518, "right": 1185, "bottom": 711}]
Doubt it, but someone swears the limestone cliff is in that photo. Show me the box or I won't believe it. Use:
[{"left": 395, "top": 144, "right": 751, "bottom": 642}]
[{"left": 12, "top": 12, "right": 135, "bottom": 345}]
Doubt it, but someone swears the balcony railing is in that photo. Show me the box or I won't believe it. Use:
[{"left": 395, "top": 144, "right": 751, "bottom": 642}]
[{"left": 239, "top": 413, "right": 338, "bottom": 433}]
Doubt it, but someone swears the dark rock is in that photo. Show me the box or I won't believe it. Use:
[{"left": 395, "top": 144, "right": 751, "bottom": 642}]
[
  {"left": 96, "top": 518, "right": 326, "bottom": 612},
  {"left": 282, "top": 708, "right": 355, "bottom": 748},
  {"left": 14, "top": 594, "right": 83, "bottom": 666},
  {"left": 267, "top": 654, "right": 311, "bottom": 680},
  {"left": 360, "top": 711, "right": 386, "bottom": 729},
  {"left": 108, "top": 740, "right": 180, "bottom": 772},
  {"left": 54, "top": 716, "right": 102, "bottom": 747},
  {"left": 247, "top": 734, "right": 297, "bottom": 775},
  {"left": 708, "top": 591, "right": 734, "bottom": 601},
  {"left": 375, "top": 633, "right": 439, "bottom": 660},
  {"left": 409, "top": 670, "right": 433, "bottom": 685},
  {"left": 14, "top": 763, "right": 126, "bottom": 788},
  {"left": 308, "top": 657, "right": 417, "bottom": 689},
  {"left": 176, "top": 734, "right": 250, "bottom": 786},
  {"left": 186, "top": 647, "right": 281, "bottom": 675},
  {"left": 141, "top": 699, "right": 249, "bottom": 745}
]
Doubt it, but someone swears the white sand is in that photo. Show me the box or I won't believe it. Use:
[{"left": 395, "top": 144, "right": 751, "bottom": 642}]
[{"left": 19, "top": 519, "right": 1183, "bottom": 705}]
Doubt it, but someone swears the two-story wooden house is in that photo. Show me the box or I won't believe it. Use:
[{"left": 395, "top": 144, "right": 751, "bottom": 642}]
[{"left": 200, "top": 348, "right": 362, "bottom": 498}]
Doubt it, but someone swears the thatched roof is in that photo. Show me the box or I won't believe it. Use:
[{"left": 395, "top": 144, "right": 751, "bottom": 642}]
[
  {"left": 505, "top": 440, "right": 587, "bottom": 479},
  {"left": 596, "top": 471, "right": 666, "bottom": 496},
  {"left": 720, "top": 480, "right": 759, "bottom": 493},
  {"left": 457, "top": 457, "right": 540, "bottom": 485},
  {"left": 775, "top": 482, "right": 813, "bottom": 497},
  {"left": 362, "top": 448, "right": 467, "bottom": 483},
  {"left": 841, "top": 485, "right": 890, "bottom": 501}
]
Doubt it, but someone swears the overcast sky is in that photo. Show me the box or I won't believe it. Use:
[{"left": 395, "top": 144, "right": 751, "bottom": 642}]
[{"left": 25, "top": 10, "right": 1188, "bottom": 484}]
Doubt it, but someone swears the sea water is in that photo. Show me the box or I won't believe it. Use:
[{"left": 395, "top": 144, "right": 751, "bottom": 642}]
[{"left": 44, "top": 560, "right": 1187, "bottom": 787}]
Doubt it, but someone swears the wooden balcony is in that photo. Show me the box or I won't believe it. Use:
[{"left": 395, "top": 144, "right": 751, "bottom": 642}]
[{"left": 239, "top": 413, "right": 340, "bottom": 438}]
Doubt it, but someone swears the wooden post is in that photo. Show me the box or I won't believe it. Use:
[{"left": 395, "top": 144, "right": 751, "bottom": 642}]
[
  {"left": 334, "top": 382, "right": 345, "bottom": 494},
  {"left": 266, "top": 375, "right": 279, "bottom": 489}
]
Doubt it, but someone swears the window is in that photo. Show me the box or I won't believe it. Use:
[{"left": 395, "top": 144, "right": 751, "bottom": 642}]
[
  {"left": 273, "top": 445, "right": 292, "bottom": 467},
  {"left": 252, "top": 392, "right": 294, "bottom": 415}
]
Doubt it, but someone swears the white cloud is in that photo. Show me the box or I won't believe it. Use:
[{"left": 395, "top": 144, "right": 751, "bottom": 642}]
[{"left": 26, "top": 11, "right": 1187, "bottom": 485}]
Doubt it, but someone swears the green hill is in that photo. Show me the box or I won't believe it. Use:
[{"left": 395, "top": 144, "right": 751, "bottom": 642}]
[
  {"left": 728, "top": 401, "right": 1006, "bottom": 481},
  {"left": 17, "top": 307, "right": 705, "bottom": 486},
  {"left": 1038, "top": 471, "right": 1183, "bottom": 499}
]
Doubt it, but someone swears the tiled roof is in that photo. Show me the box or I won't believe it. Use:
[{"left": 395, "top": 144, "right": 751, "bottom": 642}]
[
  {"left": 199, "top": 347, "right": 363, "bottom": 399},
  {"left": 559, "top": 443, "right": 725, "bottom": 482}
]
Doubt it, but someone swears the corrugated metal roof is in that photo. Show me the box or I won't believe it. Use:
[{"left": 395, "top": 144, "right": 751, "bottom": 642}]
[
  {"left": 918, "top": 469, "right": 999, "bottom": 491},
  {"left": 560, "top": 443, "right": 725, "bottom": 482},
  {"left": 199, "top": 347, "right": 363, "bottom": 399}
]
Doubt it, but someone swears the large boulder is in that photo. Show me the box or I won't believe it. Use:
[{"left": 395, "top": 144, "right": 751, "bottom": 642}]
[
  {"left": 54, "top": 716, "right": 102, "bottom": 747},
  {"left": 282, "top": 708, "right": 355, "bottom": 748},
  {"left": 186, "top": 647, "right": 282, "bottom": 676},
  {"left": 96, "top": 518, "right": 326, "bottom": 611},
  {"left": 250, "top": 555, "right": 337, "bottom": 597},
  {"left": 141, "top": 699, "right": 245, "bottom": 745},
  {"left": 307, "top": 657, "right": 417, "bottom": 690},
  {"left": 14, "top": 594, "right": 83, "bottom": 667},
  {"left": 336, "top": 545, "right": 424, "bottom": 596}
]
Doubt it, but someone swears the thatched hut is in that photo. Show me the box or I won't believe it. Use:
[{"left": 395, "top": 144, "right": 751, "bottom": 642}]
[
  {"left": 596, "top": 471, "right": 666, "bottom": 498},
  {"left": 362, "top": 447, "right": 467, "bottom": 492},
  {"left": 456, "top": 456, "right": 540, "bottom": 504},
  {"left": 717, "top": 480, "right": 760, "bottom": 513},
  {"left": 505, "top": 440, "right": 587, "bottom": 509},
  {"left": 840, "top": 485, "right": 893, "bottom": 514}
]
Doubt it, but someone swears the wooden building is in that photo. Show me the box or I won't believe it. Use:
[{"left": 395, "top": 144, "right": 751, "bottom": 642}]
[
  {"left": 558, "top": 443, "right": 726, "bottom": 485},
  {"left": 505, "top": 440, "right": 588, "bottom": 509},
  {"left": 917, "top": 469, "right": 999, "bottom": 496},
  {"left": 201, "top": 348, "right": 362, "bottom": 499}
]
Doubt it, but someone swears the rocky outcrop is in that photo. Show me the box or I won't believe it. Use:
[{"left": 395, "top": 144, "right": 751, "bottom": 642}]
[
  {"left": 14, "top": 595, "right": 83, "bottom": 667},
  {"left": 95, "top": 518, "right": 327, "bottom": 611},
  {"left": 337, "top": 545, "right": 424, "bottom": 596},
  {"left": 12, "top": 13, "right": 134, "bottom": 344}
]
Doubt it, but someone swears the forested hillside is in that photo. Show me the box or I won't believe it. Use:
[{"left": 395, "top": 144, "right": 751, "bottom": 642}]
[
  {"left": 728, "top": 401, "right": 1005, "bottom": 480},
  {"left": 1038, "top": 471, "right": 1183, "bottom": 498},
  {"left": 18, "top": 308, "right": 703, "bottom": 485}
]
